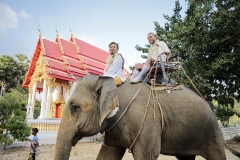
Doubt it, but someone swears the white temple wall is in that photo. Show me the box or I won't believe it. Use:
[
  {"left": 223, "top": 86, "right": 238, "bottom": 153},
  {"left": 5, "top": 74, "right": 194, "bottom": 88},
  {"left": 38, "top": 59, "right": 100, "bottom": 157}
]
[
  {"left": 63, "top": 87, "right": 68, "bottom": 103},
  {"left": 26, "top": 93, "right": 32, "bottom": 119},
  {"left": 63, "top": 81, "right": 78, "bottom": 102},
  {"left": 30, "top": 82, "right": 37, "bottom": 119},
  {"left": 45, "top": 87, "right": 51, "bottom": 118},
  {"left": 61, "top": 75, "right": 82, "bottom": 102},
  {"left": 27, "top": 76, "right": 85, "bottom": 119},
  {"left": 52, "top": 86, "right": 61, "bottom": 102},
  {"left": 39, "top": 80, "right": 47, "bottom": 119}
]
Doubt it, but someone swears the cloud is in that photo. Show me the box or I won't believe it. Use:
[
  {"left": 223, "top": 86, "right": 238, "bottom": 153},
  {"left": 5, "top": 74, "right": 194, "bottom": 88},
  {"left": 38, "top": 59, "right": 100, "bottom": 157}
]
[
  {"left": 18, "top": 10, "right": 30, "bottom": 19},
  {"left": 0, "top": 3, "right": 30, "bottom": 35},
  {"left": 0, "top": 3, "right": 18, "bottom": 35}
]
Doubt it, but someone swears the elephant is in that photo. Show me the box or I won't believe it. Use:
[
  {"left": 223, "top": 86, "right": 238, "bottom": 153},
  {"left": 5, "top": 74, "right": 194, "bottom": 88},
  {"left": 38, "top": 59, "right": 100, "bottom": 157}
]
[{"left": 54, "top": 75, "right": 226, "bottom": 160}]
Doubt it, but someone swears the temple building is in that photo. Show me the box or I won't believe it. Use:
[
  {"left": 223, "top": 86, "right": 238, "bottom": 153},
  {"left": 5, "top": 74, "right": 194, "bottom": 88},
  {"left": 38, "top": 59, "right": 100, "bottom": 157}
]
[{"left": 23, "top": 30, "right": 129, "bottom": 119}]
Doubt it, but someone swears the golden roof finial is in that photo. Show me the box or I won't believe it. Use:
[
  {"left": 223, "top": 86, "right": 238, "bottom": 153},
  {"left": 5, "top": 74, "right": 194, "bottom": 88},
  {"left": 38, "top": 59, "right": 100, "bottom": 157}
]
[
  {"left": 55, "top": 25, "right": 59, "bottom": 36},
  {"left": 38, "top": 25, "right": 41, "bottom": 36},
  {"left": 69, "top": 27, "right": 73, "bottom": 35}
]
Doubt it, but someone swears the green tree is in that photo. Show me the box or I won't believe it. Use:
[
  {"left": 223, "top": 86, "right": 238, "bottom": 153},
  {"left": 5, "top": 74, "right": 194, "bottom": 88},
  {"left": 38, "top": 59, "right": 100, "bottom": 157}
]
[
  {"left": 229, "top": 114, "right": 240, "bottom": 126},
  {"left": 15, "top": 54, "right": 30, "bottom": 87},
  {"left": 0, "top": 55, "right": 18, "bottom": 99},
  {"left": 213, "top": 99, "right": 238, "bottom": 126},
  {"left": 0, "top": 92, "right": 30, "bottom": 149},
  {"left": 136, "top": 0, "right": 240, "bottom": 122},
  {"left": 10, "top": 87, "right": 29, "bottom": 111},
  {"left": 0, "top": 54, "right": 29, "bottom": 98}
]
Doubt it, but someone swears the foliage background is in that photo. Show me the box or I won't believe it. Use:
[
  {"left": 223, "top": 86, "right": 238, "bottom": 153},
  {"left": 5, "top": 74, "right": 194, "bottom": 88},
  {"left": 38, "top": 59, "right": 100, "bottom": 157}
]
[
  {"left": 0, "top": 92, "right": 30, "bottom": 149},
  {"left": 0, "top": 54, "right": 37, "bottom": 149},
  {"left": 135, "top": 0, "right": 239, "bottom": 125}
]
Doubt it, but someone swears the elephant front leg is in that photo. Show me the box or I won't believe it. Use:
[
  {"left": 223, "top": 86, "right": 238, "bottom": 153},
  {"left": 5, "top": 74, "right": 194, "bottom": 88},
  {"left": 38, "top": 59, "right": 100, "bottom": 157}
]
[
  {"left": 96, "top": 144, "right": 126, "bottom": 160},
  {"left": 131, "top": 145, "right": 160, "bottom": 160}
]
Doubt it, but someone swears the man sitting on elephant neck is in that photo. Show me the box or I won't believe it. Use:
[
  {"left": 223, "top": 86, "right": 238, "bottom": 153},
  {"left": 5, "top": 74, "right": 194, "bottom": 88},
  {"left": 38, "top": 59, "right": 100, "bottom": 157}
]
[
  {"left": 103, "top": 42, "right": 126, "bottom": 86},
  {"left": 130, "top": 32, "right": 171, "bottom": 83}
]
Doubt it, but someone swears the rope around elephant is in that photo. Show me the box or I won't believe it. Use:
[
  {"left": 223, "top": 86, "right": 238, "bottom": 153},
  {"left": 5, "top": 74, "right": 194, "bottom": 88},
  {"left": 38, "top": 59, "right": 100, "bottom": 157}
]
[{"left": 104, "top": 60, "right": 165, "bottom": 153}]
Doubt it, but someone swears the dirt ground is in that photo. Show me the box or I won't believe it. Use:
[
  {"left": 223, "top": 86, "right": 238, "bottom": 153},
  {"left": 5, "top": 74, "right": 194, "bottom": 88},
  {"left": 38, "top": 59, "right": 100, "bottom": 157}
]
[{"left": 0, "top": 140, "right": 239, "bottom": 160}]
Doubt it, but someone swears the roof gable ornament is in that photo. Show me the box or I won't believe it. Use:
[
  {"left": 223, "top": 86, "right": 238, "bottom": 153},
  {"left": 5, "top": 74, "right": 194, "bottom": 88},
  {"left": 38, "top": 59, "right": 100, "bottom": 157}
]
[
  {"left": 55, "top": 26, "right": 60, "bottom": 42},
  {"left": 55, "top": 26, "right": 71, "bottom": 73},
  {"left": 55, "top": 26, "right": 64, "bottom": 57},
  {"left": 38, "top": 25, "right": 41, "bottom": 37},
  {"left": 37, "top": 25, "right": 46, "bottom": 56},
  {"left": 69, "top": 27, "right": 73, "bottom": 36},
  {"left": 69, "top": 28, "right": 87, "bottom": 70}
]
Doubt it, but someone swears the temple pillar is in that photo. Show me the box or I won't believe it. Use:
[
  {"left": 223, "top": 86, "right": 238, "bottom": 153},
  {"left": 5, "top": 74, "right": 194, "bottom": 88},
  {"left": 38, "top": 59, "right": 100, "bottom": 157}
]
[
  {"left": 51, "top": 86, "right": 60, "bottom": 118},
  {"left": 39, "top": 80, "right": 47, "bottom": 119},
  {"left": 30, "top": 82, "right": 37, "bottom": 119},
  {"left": 45, "top": 87, "right": 51, "bottom": 118},
  {"left": 26, "top": 92, "right": 32, "bottom": 119}
]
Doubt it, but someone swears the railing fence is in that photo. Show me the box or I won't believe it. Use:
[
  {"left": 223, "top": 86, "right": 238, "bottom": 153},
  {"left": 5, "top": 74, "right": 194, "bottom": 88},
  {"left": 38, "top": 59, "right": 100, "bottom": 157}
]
[{"left": 220, "top": 126, "right": 240, "bottom": 141}]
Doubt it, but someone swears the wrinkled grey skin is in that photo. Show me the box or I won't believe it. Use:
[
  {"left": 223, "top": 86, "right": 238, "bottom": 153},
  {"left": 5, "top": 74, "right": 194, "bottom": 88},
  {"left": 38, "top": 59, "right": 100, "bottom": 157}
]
[{"left": 54, "top": 75, "right": 226, "bottom": 160}]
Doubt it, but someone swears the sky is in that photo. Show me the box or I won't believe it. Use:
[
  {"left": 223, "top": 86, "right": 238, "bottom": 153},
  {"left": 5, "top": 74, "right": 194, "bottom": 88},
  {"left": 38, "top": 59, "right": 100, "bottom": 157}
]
[{"left": 0, "top": 0, "right": 187, "bottom": 69}]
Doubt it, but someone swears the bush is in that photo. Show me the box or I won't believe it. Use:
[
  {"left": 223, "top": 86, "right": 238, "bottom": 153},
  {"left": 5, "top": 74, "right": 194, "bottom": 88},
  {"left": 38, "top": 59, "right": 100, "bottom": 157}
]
[{"left": 0, "top": 92, "right": 31, "bottom": 149}]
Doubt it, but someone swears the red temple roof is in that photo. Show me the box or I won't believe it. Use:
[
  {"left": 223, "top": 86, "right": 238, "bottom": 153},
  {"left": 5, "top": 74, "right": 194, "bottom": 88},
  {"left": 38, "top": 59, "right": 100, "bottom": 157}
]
[
  {"left": 74, "top": 38, "right": 108, "bottom": 63},
  {"left": 43, "top": 39, "right": 62, "bottom": 61},
  {"left": 59, "top": 38, "right": 78, "bottom": 59},
  {"left": 22, "top": 39, "right": 41, "bottom": 88},
  {"left": 45, "top": 58, "right": 66, "bottom": 71},
  {"left": 47, "top": 68, "right": 75, "bottom": 81},
  {"left": 73, "top": 38, "right": 107, "bottom": 75},
  {"left": 58, "top": 37, "right": 88, "bottom": 77},
  {"left": 22, "top": 32, "right": 109, "bottom": 88}
]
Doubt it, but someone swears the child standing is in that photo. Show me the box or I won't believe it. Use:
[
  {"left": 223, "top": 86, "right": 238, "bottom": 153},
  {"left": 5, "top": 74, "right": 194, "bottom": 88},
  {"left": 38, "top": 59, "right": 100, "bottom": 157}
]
[{"left": 28, "top": 128, "right": 39, "bottom": 160}]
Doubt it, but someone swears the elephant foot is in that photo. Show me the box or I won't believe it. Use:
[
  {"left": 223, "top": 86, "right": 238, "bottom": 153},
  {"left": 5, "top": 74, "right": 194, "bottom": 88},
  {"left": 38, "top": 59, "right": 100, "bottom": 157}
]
[{"left": 176, "top": 155, "right": 196, "bottom": 160}]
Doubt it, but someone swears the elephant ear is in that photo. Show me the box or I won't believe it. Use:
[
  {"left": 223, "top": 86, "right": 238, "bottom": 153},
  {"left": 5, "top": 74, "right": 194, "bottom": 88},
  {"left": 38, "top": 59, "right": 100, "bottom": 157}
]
[{"left": 96, "top": 76, "right": 119, "bottom": 127}]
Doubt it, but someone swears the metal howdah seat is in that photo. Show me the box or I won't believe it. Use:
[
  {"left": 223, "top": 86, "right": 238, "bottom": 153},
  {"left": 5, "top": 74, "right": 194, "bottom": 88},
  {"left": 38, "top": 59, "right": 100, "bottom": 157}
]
[{"left": 143, "top": 53, "right": 181, "bottom": 87}]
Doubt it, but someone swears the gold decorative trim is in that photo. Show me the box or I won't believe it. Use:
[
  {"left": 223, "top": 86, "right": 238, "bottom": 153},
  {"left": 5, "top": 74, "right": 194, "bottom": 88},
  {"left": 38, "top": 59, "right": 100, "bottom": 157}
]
[
  {"left": 28, "top": 51, "right": 52, "bottom": 93},
  {"left": 70, "top": 32, "right": 87, "bottom": 70}
]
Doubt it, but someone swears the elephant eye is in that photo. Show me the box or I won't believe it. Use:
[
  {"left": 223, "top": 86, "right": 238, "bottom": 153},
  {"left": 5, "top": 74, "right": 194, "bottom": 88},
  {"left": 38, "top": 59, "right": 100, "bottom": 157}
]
[{"left": 71, "top": 103, "right": 81, "bottom": 114}]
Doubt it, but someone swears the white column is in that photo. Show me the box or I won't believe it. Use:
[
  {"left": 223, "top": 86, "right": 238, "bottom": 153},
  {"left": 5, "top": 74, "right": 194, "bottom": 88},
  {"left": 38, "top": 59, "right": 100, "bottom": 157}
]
[
  {"left": 45, "top": 87, "right": 51, "bottom": 118},
  {"left": 30, "top": 82, "right": 37, "bottom": 119},
  {"left": 26, "top": 93, "right": 32, "bottom": 119},
  {"left": 39, "top": 80, "right": 47, "bottom": 119},
  {"left": 52, "top": 86, "right": 60, "bottom": 102}
]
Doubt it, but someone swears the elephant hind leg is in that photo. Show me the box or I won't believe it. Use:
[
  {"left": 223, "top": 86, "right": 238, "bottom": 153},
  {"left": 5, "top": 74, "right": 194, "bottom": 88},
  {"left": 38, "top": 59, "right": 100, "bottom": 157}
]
[
  {"left": 176, "top": 155, "right": 196, "bottom": 160},
  {"left": 203, "top": 151, "right": 226, "bottom": 160}
]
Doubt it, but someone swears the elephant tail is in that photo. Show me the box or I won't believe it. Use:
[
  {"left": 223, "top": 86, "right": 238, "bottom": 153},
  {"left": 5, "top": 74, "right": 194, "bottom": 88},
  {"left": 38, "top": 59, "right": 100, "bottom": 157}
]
[{"left": 223, "top": 141, "right": 240, "bottom": 158}]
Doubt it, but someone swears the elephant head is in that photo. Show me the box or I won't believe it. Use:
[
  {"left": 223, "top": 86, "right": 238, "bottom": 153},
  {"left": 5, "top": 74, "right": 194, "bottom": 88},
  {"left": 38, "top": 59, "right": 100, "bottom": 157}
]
[{"left": 54, "top": 75, "right": 119, "bottom": 160}]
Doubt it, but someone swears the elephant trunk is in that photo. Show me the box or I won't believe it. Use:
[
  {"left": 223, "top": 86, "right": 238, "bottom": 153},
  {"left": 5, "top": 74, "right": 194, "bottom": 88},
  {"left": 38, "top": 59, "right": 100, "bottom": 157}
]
[{"left": 54, "top": 113, "right": 75, "bottom": 160}]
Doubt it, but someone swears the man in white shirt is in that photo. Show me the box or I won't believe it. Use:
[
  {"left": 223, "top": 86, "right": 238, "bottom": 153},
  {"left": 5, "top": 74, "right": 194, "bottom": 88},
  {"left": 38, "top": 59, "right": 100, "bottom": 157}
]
[
  {"left": 103, "top": 42, "right": 126, "bottom": 85},
  {"left": 130, "top": 32, "right": 171, "bottom": 83}
]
